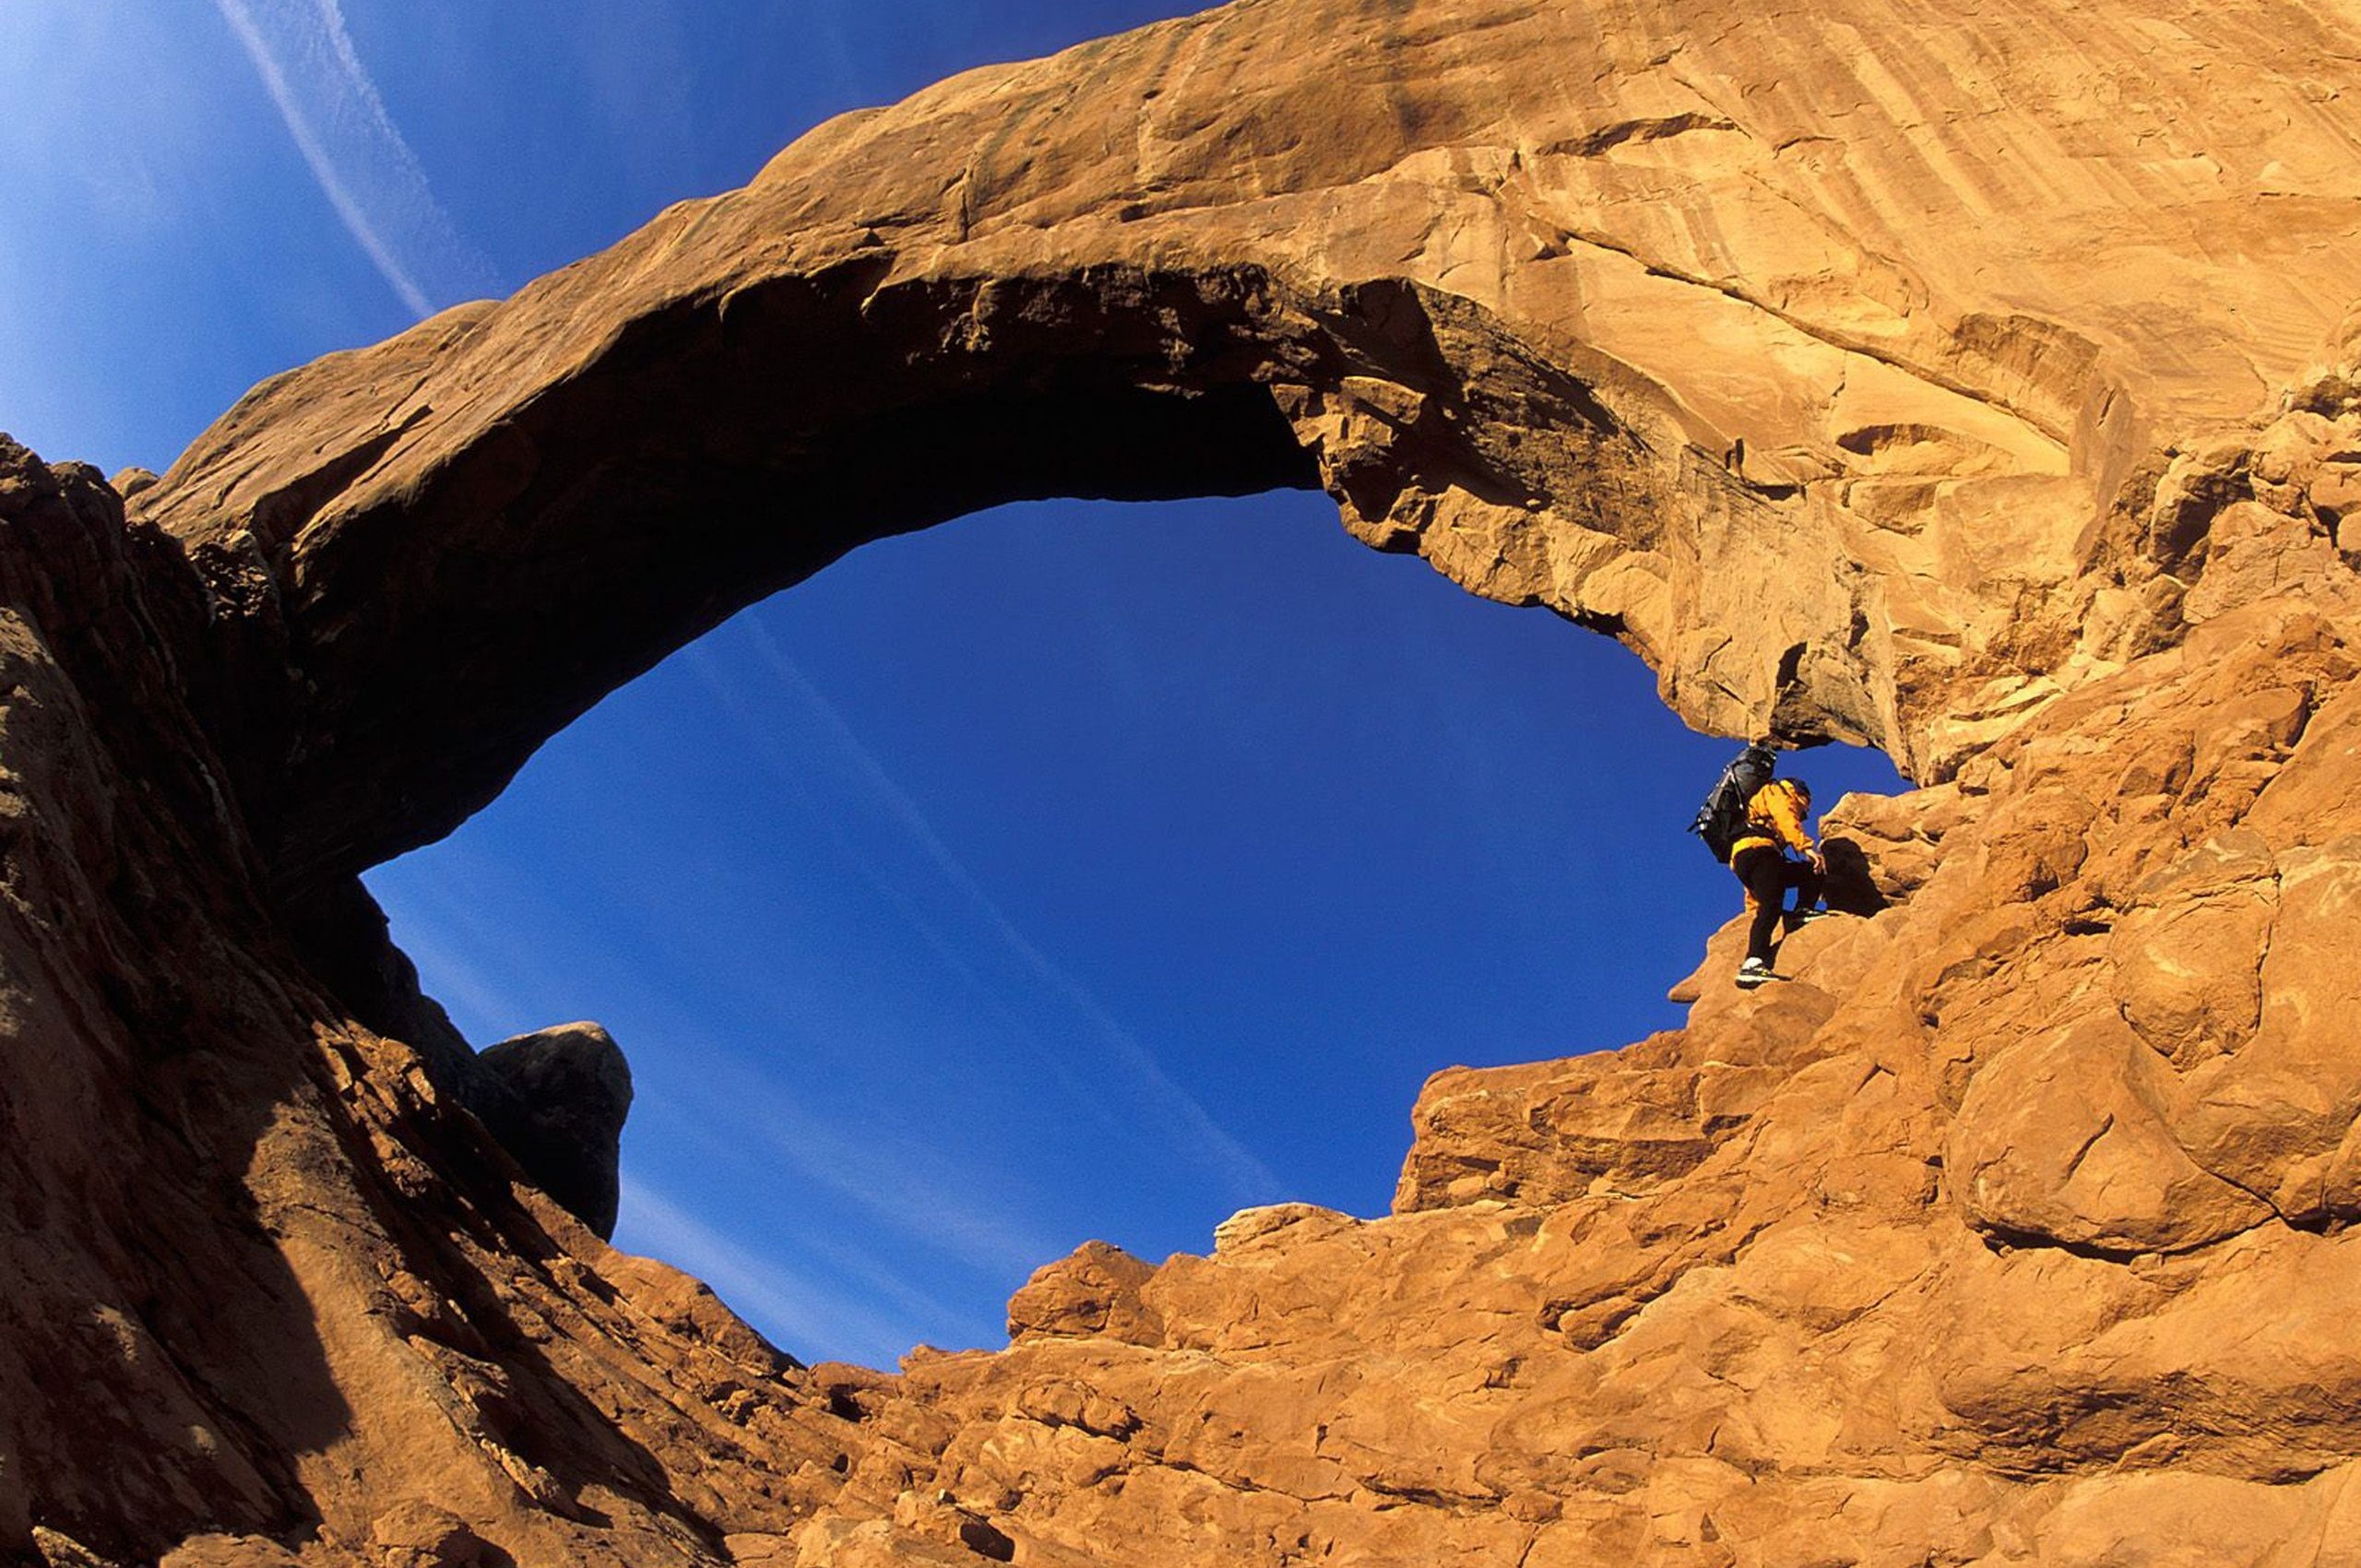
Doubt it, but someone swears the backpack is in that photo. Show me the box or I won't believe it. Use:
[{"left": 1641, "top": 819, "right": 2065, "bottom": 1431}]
[{"left": 1690, "top": 743, "right": 1777, "bottom": 863}]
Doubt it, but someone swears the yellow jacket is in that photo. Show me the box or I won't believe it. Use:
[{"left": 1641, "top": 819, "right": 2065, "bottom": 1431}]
[{"left": 1731, "top": 778, "right": 1814, "bottom": 860}]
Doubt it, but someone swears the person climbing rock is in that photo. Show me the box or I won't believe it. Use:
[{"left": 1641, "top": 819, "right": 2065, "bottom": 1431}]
[{"left": 1731, "top": 776, "right": 1827, "bottom": 989}]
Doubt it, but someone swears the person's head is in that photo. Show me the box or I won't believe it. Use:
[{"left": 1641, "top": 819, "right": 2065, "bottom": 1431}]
[{"left": 1790, "top": 780, "right": 1812, "bottom": 810}]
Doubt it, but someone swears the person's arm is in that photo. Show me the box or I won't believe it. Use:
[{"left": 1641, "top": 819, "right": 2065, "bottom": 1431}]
[{"left": 1763, "top": 784, "right": 1819, "bottom": 860}]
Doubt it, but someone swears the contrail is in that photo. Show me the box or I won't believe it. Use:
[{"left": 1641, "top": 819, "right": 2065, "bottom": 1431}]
[
  {"left": 728, "top": 617, "right": 1287, "bottom": 1208},
  {"left": 681, "top": 640, "right": 1133, "bottom": 1137},
  {"left": 209, "top": 0, "right": 490, "bottom": 318}
]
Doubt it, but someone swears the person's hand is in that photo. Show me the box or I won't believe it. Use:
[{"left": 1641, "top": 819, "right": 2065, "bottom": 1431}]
[{"left": 1809, "top": 848, "right": 1826, "bottom": 874}]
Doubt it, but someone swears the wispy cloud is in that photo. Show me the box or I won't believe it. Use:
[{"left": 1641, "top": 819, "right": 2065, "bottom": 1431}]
[
  {"left": 672, "top": 1051, "right": 1072, "bottom": 1284},
  {"left": 617, "top": 1179, "right": 943, "bottom": 1369},
  {"left": 209, "top": 0, "right": 492, "bottom": 317},
  {"left": 369, "top": 824, "right": 1077, "bottom": 1288},
  {"left": 362, "top": 849, "right": 578, "bottom": 1043},
  {"left": 701, "top": 616, "right": 1285, "bottom": 1209},
  {"left": 371, "top": 908, "right": 538, "bottom": 1044}
]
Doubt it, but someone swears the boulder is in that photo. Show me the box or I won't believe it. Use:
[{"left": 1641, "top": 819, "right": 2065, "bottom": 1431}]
[{"left": 475, "top": 1021, "right": 635, "bottom": 1239}]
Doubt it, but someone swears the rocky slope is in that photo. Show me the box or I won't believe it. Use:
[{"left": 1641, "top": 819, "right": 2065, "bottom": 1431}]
[{"left": 9, "top": 0, "right": 2361, "bottom": 1562}]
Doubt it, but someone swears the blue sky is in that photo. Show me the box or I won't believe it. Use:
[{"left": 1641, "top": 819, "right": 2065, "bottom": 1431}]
[{"left": 3, "top": 1, "right": 1904, "bottom": 1368}]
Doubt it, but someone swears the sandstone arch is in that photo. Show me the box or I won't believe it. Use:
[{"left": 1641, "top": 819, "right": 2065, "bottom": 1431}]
[
  {"left": 145, "top": 262, "right": 1810, "bottom": 897},
  {"left": 141, "top": 0, "right": 2361, "bottom": 900},
  {"left": 11, "top": 0, "right": 2361, "bottom": 1561}
]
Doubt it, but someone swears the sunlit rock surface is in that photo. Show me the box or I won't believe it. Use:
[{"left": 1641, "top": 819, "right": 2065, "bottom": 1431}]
[{"left": 9, "top": 0, "right": 2361, "bottom": 1560}]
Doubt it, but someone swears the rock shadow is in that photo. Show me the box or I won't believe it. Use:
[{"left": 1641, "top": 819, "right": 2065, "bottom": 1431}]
[{"left": 1821, "top": 836, "right": 1888, "bottom": 916}]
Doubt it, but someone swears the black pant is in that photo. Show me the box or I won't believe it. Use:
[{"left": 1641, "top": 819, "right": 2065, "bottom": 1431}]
[{"left": 1733, "top": 846, "right": 1823, "bottom": 964}]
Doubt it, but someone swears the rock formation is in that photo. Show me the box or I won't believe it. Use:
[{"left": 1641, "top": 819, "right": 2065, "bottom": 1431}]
[
  {"left": 472, "top": 1025, "right": 634, "bottom": 1242},
  {"left": 7, "top": 0, "right": 2361, "bottom": 1561}
]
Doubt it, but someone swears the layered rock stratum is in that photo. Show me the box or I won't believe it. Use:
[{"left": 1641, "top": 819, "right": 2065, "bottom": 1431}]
[{"left": 8, "top": 0, "right": 2361, "bottom": 1561}]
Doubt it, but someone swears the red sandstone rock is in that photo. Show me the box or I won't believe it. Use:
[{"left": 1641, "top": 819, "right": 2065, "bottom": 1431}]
[
  {"left": 7, "top": 0, "right": 2361, "bottom": 1562},
  {"left": 1006, "top": 1242, "right": 1164, "bottom": 1346}
]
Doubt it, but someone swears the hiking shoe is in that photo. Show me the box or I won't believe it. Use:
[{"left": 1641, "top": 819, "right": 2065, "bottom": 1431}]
[
  {"left": 1787, "top": 906, "right": 1832, "bottom": 925},
  {"left": 1736, "top": 958, "right": 1772, "bottom": 990}
]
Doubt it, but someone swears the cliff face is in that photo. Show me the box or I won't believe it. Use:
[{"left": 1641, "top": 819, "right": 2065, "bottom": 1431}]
[{"left": 10, "top": 0, "right": 2361, "bottom": 1562}]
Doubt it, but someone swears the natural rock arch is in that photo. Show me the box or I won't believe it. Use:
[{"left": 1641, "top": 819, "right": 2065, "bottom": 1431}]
[
  {"left": 144, "top": 264, "right": 1786, "bottom": 897},
  {"left": 138, "top": 0, "right": 2361, "bottom": 901},
  {"left": 11, "top": 0, "right": 2361, "bottom": 1561}
]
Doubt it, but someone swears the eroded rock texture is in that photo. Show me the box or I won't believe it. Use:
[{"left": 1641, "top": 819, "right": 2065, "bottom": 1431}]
[{"left": 11, "top": 0, "right": 2361, "bottom": 1561}]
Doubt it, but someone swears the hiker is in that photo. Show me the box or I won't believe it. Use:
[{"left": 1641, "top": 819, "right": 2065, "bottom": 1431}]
[{"left": 1731, "top": 776, "right": 1826, "bottom": 988}]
